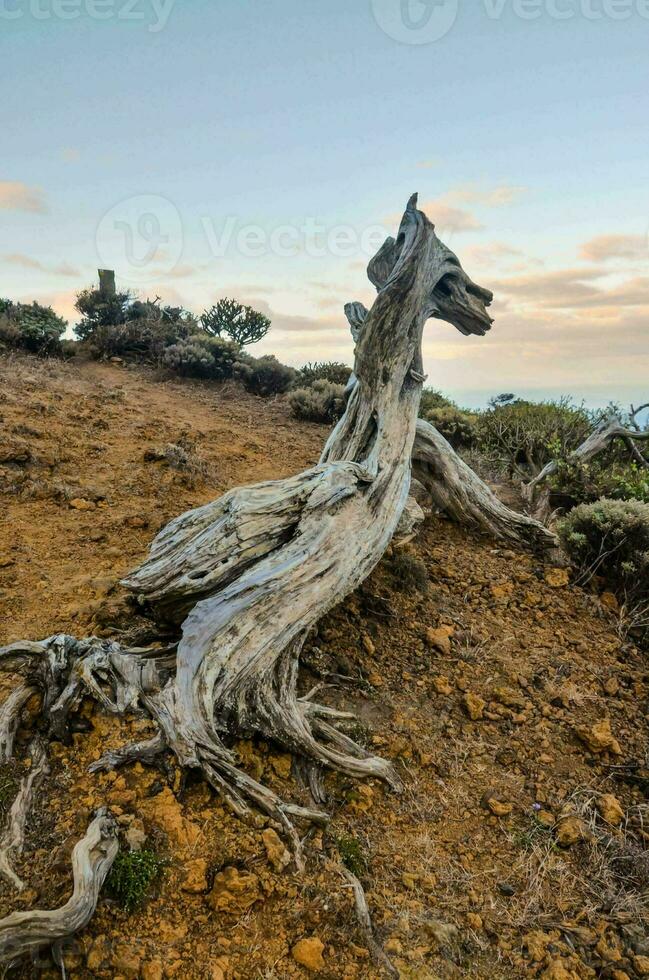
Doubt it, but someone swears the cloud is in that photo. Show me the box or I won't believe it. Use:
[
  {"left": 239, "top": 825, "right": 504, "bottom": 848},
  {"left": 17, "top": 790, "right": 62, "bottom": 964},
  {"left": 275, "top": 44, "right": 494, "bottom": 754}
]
[
  {"left": 416, "top": 159, "right": 440, "bottom": 170},
  {"left": 418, "top": 200, "right": 483, "bottom": 233},
  {"left": 448, "top": 184, "right": 527, "bottom": 208},
  {"left": 493, "top": 267, "right": 649, "bottom": 311},
  {"left": 4, "top": 253, "right": 79, "bottom": 277},
  {"left": 462, "top": 242, "right": 525, "bottom": 269},
  {"left": 0, "top": 181, "right": 48, "bottom": 214},
  {"left": 580, "top": 234, "right": 647, "bottom": 263}
]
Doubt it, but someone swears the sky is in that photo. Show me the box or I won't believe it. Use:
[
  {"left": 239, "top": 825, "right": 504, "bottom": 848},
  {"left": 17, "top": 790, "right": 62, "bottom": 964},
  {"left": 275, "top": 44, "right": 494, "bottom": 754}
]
[{"left": 1, "top": 0, "right": 648, "bottom": 408}]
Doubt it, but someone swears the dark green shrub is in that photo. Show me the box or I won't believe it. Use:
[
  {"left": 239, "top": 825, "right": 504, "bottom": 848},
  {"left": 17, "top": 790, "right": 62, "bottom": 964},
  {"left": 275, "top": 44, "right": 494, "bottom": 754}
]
[
  {"left": 475, "top": 398, "right": 592, "bottom": 478},
  {"left": 297, "top": 361, "right": 352, "bottom": 387},
  {"left": 558, "top": 498, "right": 649, "bottom": 591},
  {"left": 201, "top": 298, "right": 270, "bottom": 347},
  {"left": 550, "top": 455, "right": 649, "bottom": 506},
  {"left": 0, "top": 299, "right": 67, "bottom": 355},
  {"left": 74, "top": 287, "right": 132, "bottom": 340},
  {"left": 106, "top": 849, "right": 165, "bottom": 912},
  {"left": 234, "top": 354, "right": 296, "bottom": 396},
  {"left": 421, "top": 406, "right": 478, "bottom": 449},
  {"left": 289, "top": 380, "right": 346, "bottom": 424},
  {"left": 163, "top": 334, "right": 240, "bottom": 379},
  {"left": 388, "top": 550, "right": 429, "bottom": 593},
  {"left": 336, "top": 835, "right": 368, "bottom": 877},
  {"left": 419, "top": 387, "right": 457, "bottom": 415}
]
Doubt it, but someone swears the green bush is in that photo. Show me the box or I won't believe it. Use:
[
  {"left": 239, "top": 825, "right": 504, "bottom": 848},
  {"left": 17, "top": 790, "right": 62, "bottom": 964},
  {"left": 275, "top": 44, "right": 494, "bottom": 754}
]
[
  {"left": 297, "top": 361, "right": 352, "bottom": 387},
  {"left": 550, "top": 455, "right": 649, "bottom": 506},
  {"left": 163, "top": 334, "right": 240, "bottom": 380},
  {"left": 0, "top": 299, "right": 67, "bottom": 355},
  {"left": 475, "top": 398, "right": 592, "bottom": 478},
  {"left": 74, "top": 287, "right": 132, "bottom": 340},
  {"left": 234, "top": 354, "right": 296, "bottom": 396},
  {"left": 201, "top": 298, "right": 270, "bottom": 347},
  {"left": 558, "top": 498, "right": 649, "bottom": 592},
  {"left": 289, "top": 380, "right": 346, "bottom": 424},
  {"left": 419, "top": 387, "right": 457, "bottom": 415},
  {"left": 421, "top": 406, "right": 477, "bottom": 449},
  {"left": 106, "top": 849, "right": 165, "bottom": 912}
]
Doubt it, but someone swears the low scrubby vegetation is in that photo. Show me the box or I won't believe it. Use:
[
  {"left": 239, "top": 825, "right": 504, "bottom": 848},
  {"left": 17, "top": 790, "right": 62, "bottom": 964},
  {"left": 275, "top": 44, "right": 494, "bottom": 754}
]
[
  {"left": 289, "top": 379, "right": 346, "bottom": 423},
  {"left": 0, "top": 298, "right": 67, "bottom": 356},
  {"left": 106, "top": 848, "right": 165, "bottom": 912},
  {"left": 234, "top": 353, "right": 296, "bottom": 396}
]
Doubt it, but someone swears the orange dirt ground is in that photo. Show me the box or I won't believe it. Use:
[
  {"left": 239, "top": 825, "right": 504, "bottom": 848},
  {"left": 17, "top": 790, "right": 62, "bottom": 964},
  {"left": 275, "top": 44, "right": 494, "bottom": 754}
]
[{"left": 1, "top": 352, "right": 648, "bottom": 980}]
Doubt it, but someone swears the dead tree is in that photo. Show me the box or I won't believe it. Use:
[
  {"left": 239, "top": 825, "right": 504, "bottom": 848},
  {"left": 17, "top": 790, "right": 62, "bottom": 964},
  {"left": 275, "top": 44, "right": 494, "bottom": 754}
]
[
  {"left": 523, "top": 404, "right": 649, "bottom": 513},
  {"left": 0, "top": 196, "right": 519, "bottom": 958}
]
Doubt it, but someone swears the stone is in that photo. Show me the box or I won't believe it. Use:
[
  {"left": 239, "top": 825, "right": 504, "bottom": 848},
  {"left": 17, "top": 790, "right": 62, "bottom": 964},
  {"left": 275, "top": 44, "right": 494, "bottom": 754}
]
[
  {"left": 544, "top": 567, "right": 570, "bottom": 588},
  {"left": 432, "top": 675, "right": 452, "bottom": 695},
  {"left": 110, "top": 944, "right": 141, "bottom": 979},
  {"left": 541, "top": 960, "right": 580, "bottom": 979},
  {"left": 182, "top": 857, "right": 209, "bottom": 893},
  {"left": 292, "top": 937, "right": 326, "bottom": 972},
  {"left": 555, "top": 815, "right": 584, "bottom": 847},
  {"left": 262, "top": 828, "right": 291, "bottom": 872},
  {"left": 633, "top": 956, "right": 649, "bottom": 976},
  {"left": 142, "top": 961, "right": 164, "bottom": 980},
  {"left": 600, "top": 591, "right": 620, "bottom": 612},
  {"left": 139, "top": 786, "right": 201, "bottom": 848},
  {"left": 125, "top": 820, "right": 146, "bottom": 852},
  {"left": 463, "top": 692, "right": 485, "bottom": 721},
  {"left": 209, "top": 866, "right": 261, "bottom": 915},
  {"left": 361, "top": 633, "right": 375, "bottom": 656},
  {"left": 597, "top": 793, "right": 624, "bottom": 827},
  {"left": 70, "top": 497, "right": 95, "bottom": 511},
  {"left": 425, "top": 626, "right": 454, "bottom": 656},
  {"left": 487, "top": 798, "right": 513, "bottom": 818},
  {"left": 575, "top": 718, "right": 622, "bottom": 755}
]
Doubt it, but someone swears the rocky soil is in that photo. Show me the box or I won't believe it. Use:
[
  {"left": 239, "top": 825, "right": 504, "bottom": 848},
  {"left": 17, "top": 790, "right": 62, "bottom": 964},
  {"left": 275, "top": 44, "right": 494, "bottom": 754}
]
[{"left": 1, "top": 352, "right": 648, "bottom": 979}]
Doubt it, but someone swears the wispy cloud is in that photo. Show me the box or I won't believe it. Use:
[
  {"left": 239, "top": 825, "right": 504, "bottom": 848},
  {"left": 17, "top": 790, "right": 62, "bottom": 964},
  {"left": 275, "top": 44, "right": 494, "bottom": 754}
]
[
  {"left": 447, "top": 183, "right": 527, "bottom": 208},
  {"left": 580, "top": 234, "right": 647, "bottom": 263},
  {"left": 0, "top": 181, "right": 48, "bottom": 214},
  {"left": 4, "top": 253, "right": 79, "bottom": 277}
]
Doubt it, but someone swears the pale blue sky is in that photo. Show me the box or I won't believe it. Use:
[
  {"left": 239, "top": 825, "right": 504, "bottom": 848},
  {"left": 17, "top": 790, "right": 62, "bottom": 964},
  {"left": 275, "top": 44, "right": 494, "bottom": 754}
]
[{"left": 1, "top": 0, "right": 647, "bottom": 406}]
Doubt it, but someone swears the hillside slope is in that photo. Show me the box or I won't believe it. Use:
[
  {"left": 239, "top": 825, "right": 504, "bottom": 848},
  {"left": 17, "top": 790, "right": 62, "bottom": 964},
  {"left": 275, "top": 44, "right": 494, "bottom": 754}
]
[{"left": 1, "top": 353, "right": 648, "bottom": 980}]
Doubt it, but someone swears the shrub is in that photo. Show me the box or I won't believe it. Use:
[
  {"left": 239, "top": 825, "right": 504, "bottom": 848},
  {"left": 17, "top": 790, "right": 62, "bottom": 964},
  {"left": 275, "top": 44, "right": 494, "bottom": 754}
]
[
  {"left": 106, "top": 849, "right": 165, "bottom": 912},
  {"left": 163, "top": 334, "right": 240, "bottom": 380},
  {"left": 289, "top": 380, "right": 346, "bottom": 424},
  {"left": 201, "top": 298, "right": 270, "bottom": 347},
  {"left": 550, "top": 455, "right": 649, "bottom": 506},
  {"left": 234, "top": 354, "right": 296, "bottom": 396},
  {"left": 74, "top": 287, "right": 132, "bottom": 341},
  {"left": 388, "top": 550, "right": 429, "bottom": 593},
  {"left": 297, "top": 361, "right": 352, "bottom": 387},
  {"left": 475, "top": 398, "right": 592, "bottom": 478},
  {"left": 421, "top": 406, "right": 477, "bottom": 449},
  {"left": 419, "top": 387, "right": 457, "bottom": 415},
  {"left": 0, "top": 299, "right": 67, "bottom": 355},
  {"left": 558, "top": 498, "right": 649, "bottom": 593}
]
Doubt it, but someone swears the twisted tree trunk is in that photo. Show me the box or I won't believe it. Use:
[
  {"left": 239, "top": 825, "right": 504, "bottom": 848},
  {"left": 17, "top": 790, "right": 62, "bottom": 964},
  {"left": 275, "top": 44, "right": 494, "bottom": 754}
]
[{"left": 0, "top": 196, "right": 507, "bottom": 961}]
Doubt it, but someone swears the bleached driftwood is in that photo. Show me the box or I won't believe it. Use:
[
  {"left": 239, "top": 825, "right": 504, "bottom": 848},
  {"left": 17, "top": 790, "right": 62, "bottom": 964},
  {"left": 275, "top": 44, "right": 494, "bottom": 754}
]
[
  {"left": 0, "top": 808, "right": 118, "bottom": 965},
  {"left": 523, "top": 406, "right": 649, "bottom": 510},
  {"left": 413, "top": 419, "right": 557, "bottom": 550},
  {"left": 0, "top": 739, "right": 49, "bottom": 892},
  {"left": 342, "top": 866, "right": 398, "bottom": 978},
  {"left": 0, "top": 197, "right": 494, "bottom": 872},
  {"left": 341, "top": 301, "right": 556, "bottom": 552}
]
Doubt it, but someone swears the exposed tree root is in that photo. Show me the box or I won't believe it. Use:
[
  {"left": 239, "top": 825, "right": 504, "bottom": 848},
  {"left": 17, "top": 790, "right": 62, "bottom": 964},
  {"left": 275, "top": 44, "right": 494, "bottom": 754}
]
[
  {"left": 413, "top": 418, "right": 558, "bottom": 552},
  {"left": 0, "top": 740, "right": 49, "bottom": 892},
  {"left": 0, "top": 808, "right": 118, "bottom": 966},
  {"left": 342, "top": 866, "right": 399, "bottom": 978}
]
